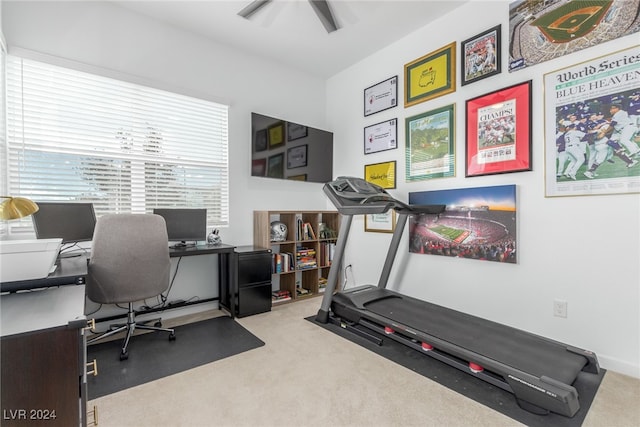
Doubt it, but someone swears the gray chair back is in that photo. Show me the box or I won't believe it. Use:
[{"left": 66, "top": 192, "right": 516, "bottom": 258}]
[{"left": 87, "top": 213, "right": 170, "bottom": 304}]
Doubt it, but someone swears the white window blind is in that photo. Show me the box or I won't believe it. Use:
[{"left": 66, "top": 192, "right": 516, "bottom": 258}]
[{"left": 4, "top": 56, "right": 229, "bottom": 236}]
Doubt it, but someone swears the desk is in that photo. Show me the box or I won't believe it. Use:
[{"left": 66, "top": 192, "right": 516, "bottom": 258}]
[
  {"left": 1, "top": 285, "right": 90, "bottom": 426},
  {"left": 0, "top": 243, "right": 238, "bottom": 317}
]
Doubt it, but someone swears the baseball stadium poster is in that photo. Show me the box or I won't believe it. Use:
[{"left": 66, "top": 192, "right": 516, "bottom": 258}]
[
  {"left": 544, "top": 46, "right": 640, "bottom": 197},
  {"left": 408, "top": 185, "right": 517, "bottom": 264},
  {"left": 509, "top": 0, "right": 640, "bottom": 72},
  {"left": 465, "top": 81, "right": 532, "bottom": 177}
]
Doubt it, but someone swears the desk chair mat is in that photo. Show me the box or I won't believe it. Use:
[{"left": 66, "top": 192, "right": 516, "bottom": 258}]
[
  {"left": 87, "top": 316, "right": 265, "bottom": 400},
  {"left": 306, "top": 316, "right": 605, "bottom": 427}
]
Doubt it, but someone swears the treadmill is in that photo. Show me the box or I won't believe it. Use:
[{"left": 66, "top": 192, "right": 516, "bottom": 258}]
[{"left": 316, "top": 177, "right": 599, "bottom": 418}]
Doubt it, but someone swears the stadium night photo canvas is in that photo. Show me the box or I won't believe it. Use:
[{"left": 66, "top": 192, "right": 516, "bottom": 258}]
[{"left": 408, "top": 185, "right": 517, "bottom": 264}]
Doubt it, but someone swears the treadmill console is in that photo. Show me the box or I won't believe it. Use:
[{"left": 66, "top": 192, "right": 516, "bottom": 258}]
[
  {"left": 324, "top": 177, "right": 399, "bottom": 215},
  {"left": 323, "top": 177, "right": 444, "bottom": 216}
]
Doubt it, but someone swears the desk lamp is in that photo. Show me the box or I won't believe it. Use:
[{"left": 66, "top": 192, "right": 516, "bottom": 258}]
[{"left": 0, "top": 196, "right": 39, "bottom": 220}]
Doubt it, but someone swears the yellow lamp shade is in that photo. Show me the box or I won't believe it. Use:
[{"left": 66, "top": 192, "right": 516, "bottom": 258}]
[{"left": 0, "top": 197, "right": 40, "bottom": 220}]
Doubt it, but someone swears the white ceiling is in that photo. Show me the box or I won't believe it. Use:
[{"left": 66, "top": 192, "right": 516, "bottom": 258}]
[{"left": 112, "top": 0, "right": 469, "bottom": 78}]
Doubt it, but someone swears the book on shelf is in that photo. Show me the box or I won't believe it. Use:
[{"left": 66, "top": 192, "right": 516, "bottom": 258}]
[
  {"left": 302, "top": 222, "right": 316, "bottom": 240},
  {"left": 272, "top": 289, "right": 291, "bottom": 303},
  {"left": 272, "top": 252, "right": 294, "bottom": 273},
  {"left": 296, "top": 287, "right": 310, "bottom": 296},
  {"left": 295, "top": 246, "right": 317, "bottom": 269}
]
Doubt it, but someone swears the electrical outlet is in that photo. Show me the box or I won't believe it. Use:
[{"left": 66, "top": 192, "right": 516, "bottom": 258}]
[{"left": 553, "top": 300, "right": 568, "bottom": 318}]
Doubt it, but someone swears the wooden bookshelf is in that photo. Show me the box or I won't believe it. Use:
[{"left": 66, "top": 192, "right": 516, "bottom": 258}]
[{"left": 254, "top": 210, "right": 341, "bottom": 304}]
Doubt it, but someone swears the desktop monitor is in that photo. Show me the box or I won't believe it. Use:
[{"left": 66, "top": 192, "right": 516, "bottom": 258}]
[
  {"left": 32, "top": 202, "right": 97, "bottom": 244},
  {"left": 153, "top": 208, "right": 207, "bottom": 245}
]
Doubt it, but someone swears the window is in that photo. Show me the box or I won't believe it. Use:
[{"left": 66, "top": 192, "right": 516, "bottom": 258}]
[{"left": 3, "top": 56, "right": 229, "bottom": 237}]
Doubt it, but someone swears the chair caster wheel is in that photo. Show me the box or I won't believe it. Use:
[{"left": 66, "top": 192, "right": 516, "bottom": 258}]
[
  {"left": 154, "top": 321, "right": 162, "bottom": 327},
  {"left": 169, "top": 332, "right": 176, "bottom": 341},
  {"left": 120, "top": 351, "right": 129, "bottom": 361}
]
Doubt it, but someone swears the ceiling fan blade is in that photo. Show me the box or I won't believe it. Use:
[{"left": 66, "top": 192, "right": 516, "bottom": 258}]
[
  {"left": 238, "top": 0, "right": 272, "bottom": 19},
  {"left": 308, "top": 0, "right": 339, "bottom": 33}
]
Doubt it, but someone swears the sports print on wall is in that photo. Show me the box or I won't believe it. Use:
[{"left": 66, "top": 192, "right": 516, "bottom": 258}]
[
  {"left": 408, "top": 185, "right": 517, "bottom": 264},
  {"left": 543, "top": 46, "right": 640, "bottom": 197},
  {"left": 508, "top": 0, "right": 640, "bottom": 72}
]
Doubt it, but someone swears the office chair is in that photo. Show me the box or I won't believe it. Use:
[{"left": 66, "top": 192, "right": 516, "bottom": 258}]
[{"left": 86, "top": 213, "right": 176, "bottom": 360}]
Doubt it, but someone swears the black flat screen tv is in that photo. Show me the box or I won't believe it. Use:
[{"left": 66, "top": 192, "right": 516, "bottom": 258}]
[
  {"left": 250, "top": 112, "right": 333, "bottom": 183},
  {"left": 32, "top": 202, "right": 97, "bottom": 244}
]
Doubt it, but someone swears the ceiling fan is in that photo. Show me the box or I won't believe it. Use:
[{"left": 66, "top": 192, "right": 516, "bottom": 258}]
[{"left": 238, "top": 0, "right": 339, "bottom": 33}]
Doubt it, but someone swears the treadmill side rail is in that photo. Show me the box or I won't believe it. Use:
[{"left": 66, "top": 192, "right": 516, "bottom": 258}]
[{"left": 566, "top": 345, "right": 600, "bottom": 374}]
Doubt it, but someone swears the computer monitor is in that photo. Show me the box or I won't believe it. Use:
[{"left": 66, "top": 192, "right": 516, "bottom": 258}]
[
  {"left": 153, "top": 208, "right": 207, "bottom": 246},
  {"left": 32, "top": 202, "right": 97, "bottom": 244}
]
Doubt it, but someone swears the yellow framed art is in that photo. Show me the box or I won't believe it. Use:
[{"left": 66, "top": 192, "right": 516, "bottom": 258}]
[
  {"left": 404, "top": 42, "right": 456, "bottom": 108},
  {"left": 364, "top": 161, "right": 396, "bottom": 189}
]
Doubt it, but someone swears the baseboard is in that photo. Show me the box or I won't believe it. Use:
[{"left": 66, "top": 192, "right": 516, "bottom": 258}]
[{"left": 597, "top": 354, "right": 639, "bottom": 379}]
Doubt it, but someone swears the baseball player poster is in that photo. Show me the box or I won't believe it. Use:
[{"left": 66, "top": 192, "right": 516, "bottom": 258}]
[
  {"left": 544, "top": 45, "right": 640, "bottom": 197},
  {"left": 509, "top": 0, "right": 640, "bottom": 72}
]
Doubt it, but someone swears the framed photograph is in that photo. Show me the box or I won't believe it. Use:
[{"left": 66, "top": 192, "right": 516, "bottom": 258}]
[
  {"left": 508, "top": 0, "right": 639, "bottom": 72},
  {"left": 364, "top": 161, "right": 396, "bottom": 189},
  {"left": 465, "top": 80, "right": 532, "bottom": 177},
  {"left": 287, "top": 122, "right": 307, "bottom": 141},
  {"left": 287, "top": 145, "right": 307, "bottom": 169},
  {"left": 254, "top": 129, "right": 268, "bottom": 152},
  {"left": 267, "top": 153, "right": 284, "bottom": 178},
  {"left": 364, "top": 76, "right": 398, "bottom": 116},
  {"left": 364, "top": 119, "right": 397, "bottom": 155},
  {"left": 251, "top": 158, "right": 266, "bottom": 176},
  {"left": 288, "top": 174, "right": 307, "bottom": 181},
  {"left": 543, "top": 46, "right": 640, "bottom": 197},
  {"left": 461, "top": 25, "right": 501, "bottom": 86},
  {"left": 404, "top": 42, "right": 456, "bottom": 108},
  {"left": 365, "top": 211, "right": 396, "bottom": 233},
  {"left": 409, "top": 185, "right": 517, "bottom": 263},
  {"left": 405, "top": 104, "right": 455, "bottom": 182},
  {"left": 268, "top": 122, "right": 285, "bottom": 149}
]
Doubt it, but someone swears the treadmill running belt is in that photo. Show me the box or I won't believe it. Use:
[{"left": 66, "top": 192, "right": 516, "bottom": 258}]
[{"left": 364, "top": 295, "right": 587, "bottom": 385}]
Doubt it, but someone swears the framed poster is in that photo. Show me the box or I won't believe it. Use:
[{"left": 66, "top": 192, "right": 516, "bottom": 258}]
[
  {"left": 288, "top": 174, "right": 307, "bottom": 181},
  {"left": 465, "top": 81, "right": 532, "bottom": 177},
  {"left": 408, "top": 185, "right": 517, "bottom": 263},
  {"left": 268, "top": 122, "right": 285, "bottom": 149},
  {"left": 543, "top": 46, "right": 640, "bottom": 197},
  {"left": 254, "top": 129, "right": 268, "bottom": 152},
  {"left": 364, "top": 119, "right": 397, "bottom": 155},
  {"left": 405, "top": 104, "right": 455, "bottom": 182},
  {"left": 364, "top": 76, "right": 398, "bottom": 116},
  {"left": 252, "top": 158, "right": 266, "bottom": 176},
  {"left": 287, "top": 145, "right": 307, "bottom": 169},
  {"left": 461, "top": 25, "right": 501, "bottom": 86},
  {"left": 287, "top": 122, "right": 307, "bottom": 141},
  {"left": 404, "top": 42, "right": 456, "bottom": 108},
  {"left": 267, "top": 153, "right": 284, "bottom": 178},
  {"left": 365, "top": 211, "right": 396, "bottom": 233},
  {"left": 508, "top": 0, "right": 639, "bottom": 72},
  {"left": 364, "top": 161, "right": 396, "bottom": 189}
]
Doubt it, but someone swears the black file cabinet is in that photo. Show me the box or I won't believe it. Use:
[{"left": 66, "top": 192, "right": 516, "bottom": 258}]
[{"left": 232, "top": 246, "right": 272, "bottom": 318}]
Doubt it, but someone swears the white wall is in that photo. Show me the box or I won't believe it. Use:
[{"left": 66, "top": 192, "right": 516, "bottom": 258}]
[
  {"left": 2, "top": 0, "right": 331, "bottom": 319},
  {"left": 327, "top": 1, "right": 640, "bottom": 377}
]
